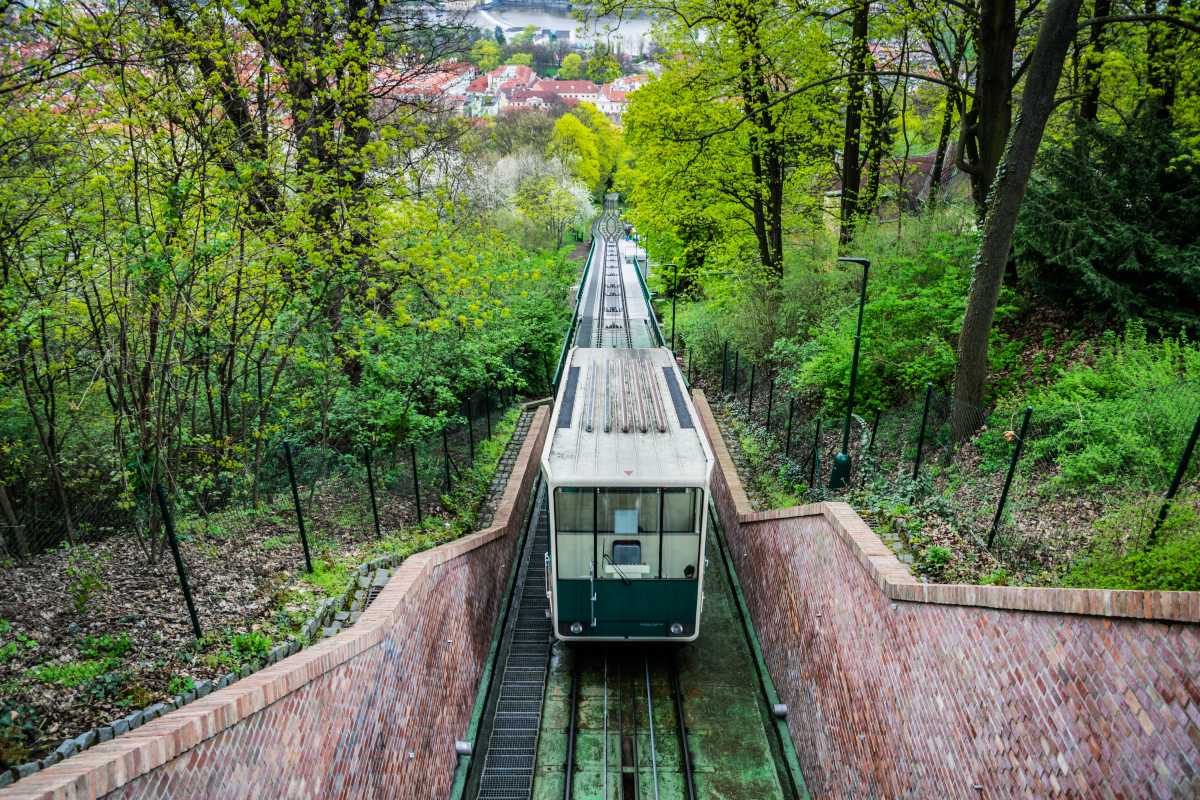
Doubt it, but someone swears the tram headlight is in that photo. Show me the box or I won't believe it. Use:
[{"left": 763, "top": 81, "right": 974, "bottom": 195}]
[
  {"left": 669, "top": 622, "right": 684, "bottom": 636},
  {"left": 569, "top": 622, "right": 584, "bottom": 635}
]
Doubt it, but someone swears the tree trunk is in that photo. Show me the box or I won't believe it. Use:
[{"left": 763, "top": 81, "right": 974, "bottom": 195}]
[
  {"left": 952, "top": 0, "right": 1084, "bottom": 441},
  {"left": 1079, "top": 0, "right": 1113, "bottom": 121},
  {"left": 962, "top": 0, "right": 1016, "bottom": 220},
  {"left": 0, "top": 484, "right": 29, "bottom": 559},
  {"left": 839, "top": 0, "right": 871, "bottom": 246},
  {"left": 927, "top": 94, "right": 955, "bottom": 210}
]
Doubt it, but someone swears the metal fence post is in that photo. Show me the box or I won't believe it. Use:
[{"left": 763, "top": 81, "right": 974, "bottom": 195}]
[
  {"left": 720, "top": 341, "right": 729, "bottom": 392},
  {"left": 365, "top": 446, "right": 381, "bottom": 538},
  {"left": 748, "top": 364, "right": 757, "bottom": 417},
  {"left": 809, "top": 418, "right": 822, "bottom": 489},
  {"left": 766, "top": 377, "right": 775, "bottom": 431},
  {"left": 912, "top": 384, "right": 934, "bottom": 481},
  {"left": 988, "top": 406, "right": 1033, "bottom": 549},
  {"left": 868, "top": 410, "right": 881, "bottom": 451},
  {"left": 153, "top": 484, "right": 202, "bottom": 638},
  {"left": 442, "top": 428, "right": 453, "bottom": 491},
  {"left": 484, "top": 389, "right": 492, "bottom": 439},
  {"left": 785, "top": 399, "right": 795, "bottom": 456},
  {"left": 1147, "top": 412, "right": 1200, "bottom": 547},
  {"left": 282, "top": 442, "right": 314, "bottom": 573},
  {"left": 410, "top": 443, "right": 423, "bottom": 524},
  {"left": 465, "top": 397, "right": 475, "bottom": 464},
  {"left": 732, "top": 351, "right": 740, "bottom": 397}
]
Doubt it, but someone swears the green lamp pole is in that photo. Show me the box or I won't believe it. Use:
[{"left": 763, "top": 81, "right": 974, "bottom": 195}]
[
  {"left": 829, "top": 257, "right": 870, "bottom": 490},
  {"left": 665, "top": 263, "right": 679, "bottom": 353}
]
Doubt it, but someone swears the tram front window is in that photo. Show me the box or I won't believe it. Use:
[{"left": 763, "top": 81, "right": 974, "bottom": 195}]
[
  {"left": 598, "top": 489, "right": 659, "bottom": 579},
  {"left": 554, "top": 487, "right": 593, "bottom": 579},
  {"left": 554, "top": 487, "right": 702, "bottom": 580}
]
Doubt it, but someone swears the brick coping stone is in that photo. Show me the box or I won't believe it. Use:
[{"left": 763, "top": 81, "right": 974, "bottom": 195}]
[
  {"left": 691, "top": 389, "right": 1200, "bottom": 625},
  {"left": 0, "top": 406, "right": 551, "bottom": 800}
]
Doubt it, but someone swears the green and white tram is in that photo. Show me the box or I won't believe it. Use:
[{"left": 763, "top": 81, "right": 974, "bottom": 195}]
[{"left": 541, "top": 203, "right": 715, "bottom": 642}]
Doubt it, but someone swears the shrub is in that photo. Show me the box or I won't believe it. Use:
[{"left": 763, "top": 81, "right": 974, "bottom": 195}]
[
  {"left": 1061, "top": 530, "right": 1200, "bottom": 591},
  {"left": 229, "top": 631, "right": 272, "bottom": 664},
  {"left": 1015, "top": 113, "right": 1200, "bottom": 334},
  {"left": 26, "top": 659, "right": 113, "bottom": 688},
  {"left": 991, "top": 324, "right": 1200, "bottom": 492},
  {"left": 772, "top": 223, "right": 1006, "bottom": 412}
]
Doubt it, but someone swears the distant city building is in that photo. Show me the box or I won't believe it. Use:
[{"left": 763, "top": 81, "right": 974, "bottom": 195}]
[{"left": 380, "top": 62, "right": 650, "bottom": 122}]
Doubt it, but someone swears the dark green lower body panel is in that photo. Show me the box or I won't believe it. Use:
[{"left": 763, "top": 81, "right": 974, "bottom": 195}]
[{"left": 556, "top": 579, "right": 699, "bottom": 638}]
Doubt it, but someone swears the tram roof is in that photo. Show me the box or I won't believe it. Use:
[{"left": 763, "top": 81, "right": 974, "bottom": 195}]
[{"left": 542, "top": 347, "right": 713, "bottom": 487}]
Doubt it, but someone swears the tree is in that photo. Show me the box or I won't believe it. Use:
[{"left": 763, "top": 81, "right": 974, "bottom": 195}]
[
  {"left": 508, "top": 52, "right": 534, "bottom": 66},
  {"left": 514, "top": 174, "right": 591, "bottom": 248},
  {"left": 952, "top": 0, "right": 1084, "bottom": 439},
  {"left": 471, "top": 39, "right": 501, "bottom": 71},
  {"left": 559, "top": 52, "right": 584, "bottom": 79},
  {"left": 513, "top": 25, "right": 538, "bottom": 47},
  {"left": 620, "top": 0, "right": 837, "bottom": 294},
  {"left": 549, "top": 113, "right": 602, "bottom": 191},
  {"left": 586, "top": 43, "right": 622, "bottom": 83},
  {"left": 839, "top": 0, "right": 871, "bottom": 245}
]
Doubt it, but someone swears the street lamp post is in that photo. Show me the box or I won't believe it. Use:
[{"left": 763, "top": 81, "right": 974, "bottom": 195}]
[
  {"left": 666, "top": 263, "right": 679, "bottom": 354},
  {"left": 829, "top": 257, "right": 870, "bottom": 490}
]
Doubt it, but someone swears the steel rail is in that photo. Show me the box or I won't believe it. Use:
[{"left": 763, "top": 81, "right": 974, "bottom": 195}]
[
  {"left": 563, "top": 660, "right": 580, "bottom": 800},
  {"left": 644, "top": 654, "right": 660, "bottom": 800},
  {"left": 669, "top": 650, "right": 698, "bottom": 800}
]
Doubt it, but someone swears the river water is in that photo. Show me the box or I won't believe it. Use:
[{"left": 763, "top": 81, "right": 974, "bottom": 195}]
[{"left": 465, "top": 3, "right": 655, "bottom": 54}]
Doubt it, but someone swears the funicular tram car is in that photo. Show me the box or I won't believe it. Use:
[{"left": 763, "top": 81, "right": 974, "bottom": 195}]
[{"left": 542, "top": 346, "right": 715, "bottom": 641}]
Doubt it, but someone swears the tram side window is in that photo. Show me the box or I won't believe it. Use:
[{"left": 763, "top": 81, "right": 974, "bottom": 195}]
[
  {"left": 661, "top": 488, "right": 701, "bottom": 579},
  {"left": 597, "top": 489, "right": 659, "bottom": 579},
  {"left": 554, "top": 488, "right": 593, "bottom": 579}
]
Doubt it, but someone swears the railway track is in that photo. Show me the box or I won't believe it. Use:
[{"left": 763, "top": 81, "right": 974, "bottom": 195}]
[{"left": 561, "top": 647, "right": 697, "bottom": 800}]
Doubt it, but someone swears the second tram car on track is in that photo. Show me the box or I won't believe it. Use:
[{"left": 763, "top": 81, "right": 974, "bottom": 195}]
[{"left": 542, "top": 198, "right": 715, "bottom": 642}]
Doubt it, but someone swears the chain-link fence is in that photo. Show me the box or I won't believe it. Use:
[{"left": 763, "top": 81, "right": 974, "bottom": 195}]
[{"left": 679, "top": 338, "right": 1200, "bottom": 579}]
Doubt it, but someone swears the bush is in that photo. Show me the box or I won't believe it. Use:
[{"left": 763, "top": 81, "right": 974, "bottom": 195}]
[
  {"left": 1015, "top": 114, "right": 1200, "bottom": 334},
  {"left": 773, "top": 222, "right": 1003, "bottom": 412},
  {"left": 1061, "top": 531, "right": 1200, "bottom": 591},
  {"left": 994, "top": 324, "right": 1200, "bottom": 492}
]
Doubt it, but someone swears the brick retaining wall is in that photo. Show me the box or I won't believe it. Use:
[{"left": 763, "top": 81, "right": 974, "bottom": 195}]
[
  {"left": 694, "top": 390, "right": 1200, "bottom": 798},
  {"left": 0, "top": 406, "right": 550, "bottom": 800}
]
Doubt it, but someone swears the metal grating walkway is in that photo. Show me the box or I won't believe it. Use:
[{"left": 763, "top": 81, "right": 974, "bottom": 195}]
[{"left": 475, "top": 486, "right": 552, "bottom": 800}]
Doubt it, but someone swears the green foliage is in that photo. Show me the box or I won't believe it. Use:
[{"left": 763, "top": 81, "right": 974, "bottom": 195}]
[
  {"left": 166, "top": 675, "right": 196, "bottom": 696},
  {"left": 26, "top": 659, "right": 115, "bottom": 688},
  {"left": 1062, "top": 530, "right": 1200, "bottom": 591},
  {"left": 1016, "top": 114, "right": 1200, "bottom": 333},
  {"left": 0, "top": 699, "right": 39, "bottom": 766},
  {"left": 918, "top": 545, "right": 952, "bottom": 577},
  {"left": 229, "top": 631, "right": 272, "bottom": 664},
  {"left": 993, "top": 324, "right": 1200, "bottom": 491},
  {"left": 64, "top": 545, "right": 107, "bottom": 615},
  {"left": 772, "top": 220, "right": 992, "bottom": 412},
  {"left": 80, "top": 634, "right": 131, "bottom": 660},
  {"left": 0, "top": 622, "right": 38, "bottom": 663},
  {"left": 558, "top": 53, "right": 584, "bottom": 80}
]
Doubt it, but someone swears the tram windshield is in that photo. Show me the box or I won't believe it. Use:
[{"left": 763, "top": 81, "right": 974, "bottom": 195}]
[{"left": 554, "top": 487, "right": 702, "bottom": 580}]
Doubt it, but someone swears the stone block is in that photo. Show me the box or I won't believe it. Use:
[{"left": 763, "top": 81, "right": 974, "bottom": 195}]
[
  {"left": 40, "top": 752, "right": 61, "bottom": 769},
  {"left": 112, "top": 718, "right": 130, "bottom": 736},
  {"left": 54, "top": 739, "right": 78, "bottom": 760},
  {"left": 195, "top": 680, "right": 212, "bottom": 698},
  {"left": 97, "top": 725, "right": 114, "bottom": 743},
  {"left": 15, "top": 762, "right": 38, "bottom": 779},
  {"left": 74, "top": 729, "right": 97, "bottom": 750},
  {"left": 322, "top": 623, "right": 342, "bottom": 637}
]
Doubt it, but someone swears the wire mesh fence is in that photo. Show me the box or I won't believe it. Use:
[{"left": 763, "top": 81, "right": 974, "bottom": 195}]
[{"left": 679, "top": 338, "right": 1200, "bottom": 578}]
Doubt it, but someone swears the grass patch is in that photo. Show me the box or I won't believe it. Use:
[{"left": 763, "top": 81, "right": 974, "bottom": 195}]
[{"left": 26, "top": 659, "right": 116, "bottom": 688}]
